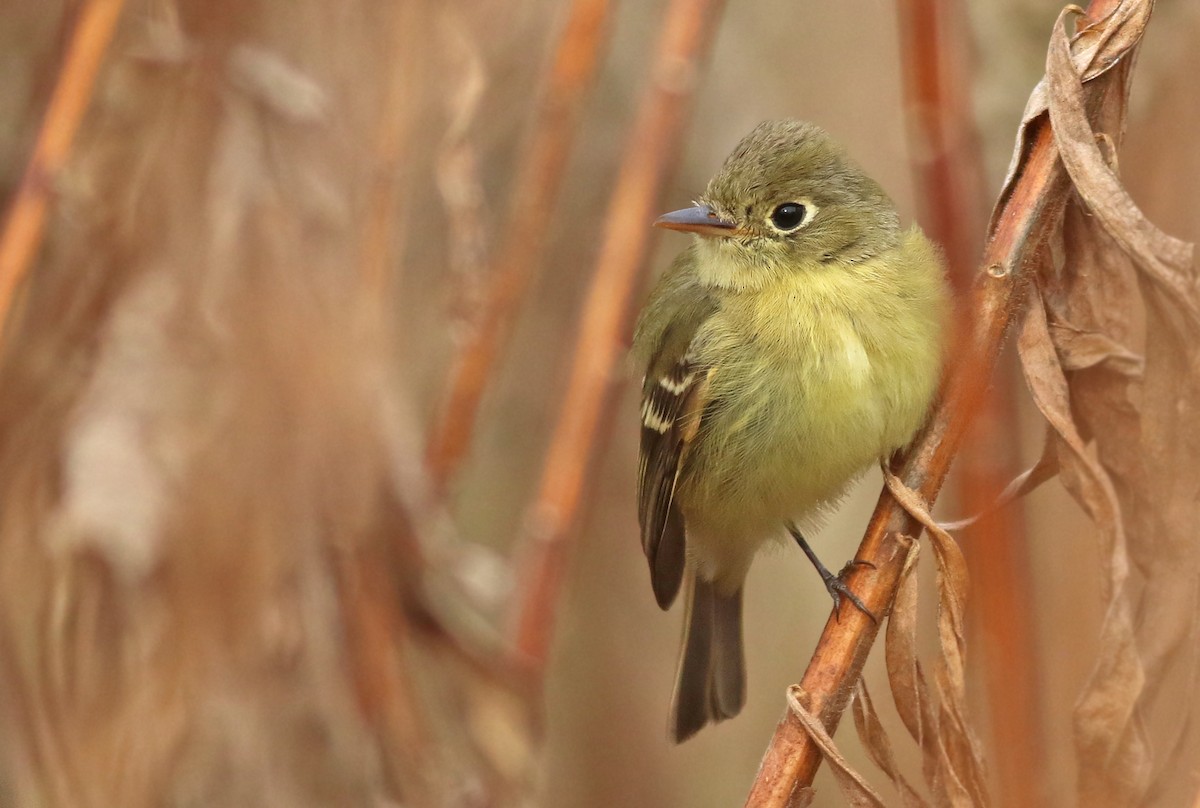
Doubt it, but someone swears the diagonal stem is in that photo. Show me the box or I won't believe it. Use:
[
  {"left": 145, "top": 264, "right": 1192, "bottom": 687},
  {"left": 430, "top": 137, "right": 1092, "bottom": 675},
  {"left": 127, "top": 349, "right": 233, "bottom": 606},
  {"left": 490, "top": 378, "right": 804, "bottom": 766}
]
[
  {"left": 895, "top": 0, "right": 1048, "bottom": 804},
  {"left": 0, "top": 0, "right": 127, "bottom": 342},
  {"left": 506, "top": 0, "right": 727, "bottom": 681},
  {"left": 424, "top": 0, "right": 615, "bottom": 496}
]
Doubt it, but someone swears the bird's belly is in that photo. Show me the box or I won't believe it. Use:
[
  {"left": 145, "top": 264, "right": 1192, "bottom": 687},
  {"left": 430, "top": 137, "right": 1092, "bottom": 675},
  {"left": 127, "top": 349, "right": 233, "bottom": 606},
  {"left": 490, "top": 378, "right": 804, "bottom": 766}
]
[
  {"left": 678, "top": 340, "right": 905, "bottom": 586},
  {"left": 696, "top": 376, "right": 888, "bottom": 512}
]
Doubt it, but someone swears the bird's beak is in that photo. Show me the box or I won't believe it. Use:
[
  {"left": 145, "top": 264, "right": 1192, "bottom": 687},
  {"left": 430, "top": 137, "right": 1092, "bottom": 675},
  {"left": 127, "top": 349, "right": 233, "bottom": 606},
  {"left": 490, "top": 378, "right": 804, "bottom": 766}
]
[{"left": 653, "top": 205, "right": 738, "bottom": 238}]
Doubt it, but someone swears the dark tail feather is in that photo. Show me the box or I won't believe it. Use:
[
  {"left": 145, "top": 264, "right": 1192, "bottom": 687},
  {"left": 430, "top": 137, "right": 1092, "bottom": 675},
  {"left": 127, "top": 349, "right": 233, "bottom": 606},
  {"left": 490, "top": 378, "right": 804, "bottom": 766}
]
[
  {"left": 710, "top": 583, "right": 745, "bottom": 718},
  {"left": 670, "top": 576, "right": 746, "bottom": 742}
]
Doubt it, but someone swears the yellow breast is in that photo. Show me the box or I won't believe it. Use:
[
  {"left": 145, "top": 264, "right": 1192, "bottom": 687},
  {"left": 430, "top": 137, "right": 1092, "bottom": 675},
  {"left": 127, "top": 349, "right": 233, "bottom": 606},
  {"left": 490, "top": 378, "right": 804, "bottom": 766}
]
[{"left": 677, "top": 231, "right": 948, "bottom": 584}]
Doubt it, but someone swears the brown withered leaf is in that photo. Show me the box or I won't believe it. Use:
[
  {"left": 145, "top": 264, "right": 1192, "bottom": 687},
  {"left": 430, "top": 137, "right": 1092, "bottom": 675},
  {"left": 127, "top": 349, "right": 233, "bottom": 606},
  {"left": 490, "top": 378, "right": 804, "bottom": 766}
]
[
  {"left": 882, "top": 537, "right": 979, "bottom": 806},
  {"left": 1038, "top": 2, "right": 1200, "bottom": 804},
  {"left": 851, "top": 679, "right": 927, "bottom": 808},
  {"left": 1048, "top": 194, "right": 1145, "bottom": 526},
  {"left": 882, "top": 472, "right": 990, "bottom": 807},
  {"left": 1048, "top": 320, "right": 1144, "bottom": 376},
  {"left": 883, "top": 541, "right": 938, "bottom": 787},
  {"left": 926, "top": 537, "right": 989, "bottom": 808},
  {"left": 939, "top": 425, "right": 1060, "bottom": 533},
  {"left": 1057, "top": 199, "right": 1200, "bottom": 807},
  {"left": 1046, "top": 7, "right": 1197, "bottom": 321},
  {"left": 1060, "top": 216, "right": 1200, "bottom": 801},
  {"left": 1019, "top": 286, "right": 1152, "bottom": 806},
  {"left": 989, "top": 0, "right": 1155, "bottom": 235},
  {"left": 1124, "top": 285, "right": 1200, "bottom": 803},
  {"left": 786, "top": 686, "right": 888, "bottom": 808}
]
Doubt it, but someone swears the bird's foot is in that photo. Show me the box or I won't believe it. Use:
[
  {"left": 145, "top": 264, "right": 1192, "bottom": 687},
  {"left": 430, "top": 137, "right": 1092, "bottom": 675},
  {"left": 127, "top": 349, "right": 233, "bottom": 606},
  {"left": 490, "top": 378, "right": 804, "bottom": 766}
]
[
  {"left": 787, "top": 524, "right": 878, "bottom": 623},
  {"left": 821, "top": 563, "right": 877, "bottom": 623}
]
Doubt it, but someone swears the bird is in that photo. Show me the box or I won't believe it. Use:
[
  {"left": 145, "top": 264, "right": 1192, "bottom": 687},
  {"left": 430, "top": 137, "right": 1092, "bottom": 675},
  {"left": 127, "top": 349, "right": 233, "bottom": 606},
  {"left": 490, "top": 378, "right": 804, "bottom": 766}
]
[{"left": 632, "top": 119, "right": 949, "bottom": 742}]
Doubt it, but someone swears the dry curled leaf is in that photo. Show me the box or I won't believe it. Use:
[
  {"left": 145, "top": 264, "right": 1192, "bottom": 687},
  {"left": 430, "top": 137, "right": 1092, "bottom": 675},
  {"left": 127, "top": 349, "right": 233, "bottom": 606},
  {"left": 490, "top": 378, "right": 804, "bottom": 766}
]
[
  {"left": 1047, "top": 320, "right": 1144, "bottom": 376},
  {"left": 939, "top": 424, "right": 1060, "bottom": 533},
  {"left": 882, "top": 472, "right": 989, "bottom": 807},
  {"left": 1046, "top": 6, "right": 1197, "bottom": 320},
  {"left": 851, "top": 679, "right": 927, "bottom": 808},
  {"left": 990, "top": 0, "right": 1156, "bottom": 234},
  {"left": 786, "top": 686, "right": 888, "bottom": 808},
  {"left": 882, "top": 537, "right": 979, "bottom": 807},
  {"left": 1022, "top": 282, "right": 1152, "bottom": 807},
  {"left": 884, "top": 539, "right": 931, "bottom": 746},
  {"left": 1016, "top": 2, "right": 1200, "bottom": 803}
]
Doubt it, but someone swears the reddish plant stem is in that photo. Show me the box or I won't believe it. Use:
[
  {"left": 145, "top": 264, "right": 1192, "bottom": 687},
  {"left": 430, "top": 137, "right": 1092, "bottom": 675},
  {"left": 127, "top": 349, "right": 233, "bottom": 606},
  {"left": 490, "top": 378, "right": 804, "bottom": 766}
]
[
  {"left": 896, "top": 1, "right": 1047, "bottom": 806},
  {"left": 897, "top": 0, "right": 984, "bottom": 300},
  {"left": 0, "top": 0, "right": 126, "bottom": 340},
  {"left": 359, "top": 3, "right": 427, "bottom": 298},
  {"left": 351, "top": 5, "right": 440, "bottom": 766},
  {"left": 745, "top": 0, "right": 1125, "bottom": 799},
  {"left": 508, "top": 0, "right": 727, "bottom": 676},
  {"left": 336, "top": 544, "right": 434, "bottom": 803},
  {"left": 425, "top": 0, "right": 614, "bottom": 496}
]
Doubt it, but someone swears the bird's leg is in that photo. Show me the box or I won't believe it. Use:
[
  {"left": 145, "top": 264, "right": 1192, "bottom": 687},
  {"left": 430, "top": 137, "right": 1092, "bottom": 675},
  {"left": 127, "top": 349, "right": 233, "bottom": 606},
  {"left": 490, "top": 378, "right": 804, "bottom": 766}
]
[{"left": 787, "top": 524, "right": 877, "bottom": 623}]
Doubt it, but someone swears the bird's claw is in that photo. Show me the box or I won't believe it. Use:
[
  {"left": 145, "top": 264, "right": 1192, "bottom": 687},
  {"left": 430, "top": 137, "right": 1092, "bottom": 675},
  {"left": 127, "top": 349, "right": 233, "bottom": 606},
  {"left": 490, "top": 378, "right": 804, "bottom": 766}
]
[
  {"left": 822, "top": 567, "right": 878, "bottom": 623},
  {"left": 787, "top": 525, "right": 879, "bottom": 623}
]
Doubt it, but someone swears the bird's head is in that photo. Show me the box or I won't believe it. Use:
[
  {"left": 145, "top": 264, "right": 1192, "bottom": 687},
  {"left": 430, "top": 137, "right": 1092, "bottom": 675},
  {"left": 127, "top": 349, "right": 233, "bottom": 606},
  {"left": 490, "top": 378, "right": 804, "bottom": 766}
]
[{"left": 655, "top": 120, "right": 902, "bottom": 289}]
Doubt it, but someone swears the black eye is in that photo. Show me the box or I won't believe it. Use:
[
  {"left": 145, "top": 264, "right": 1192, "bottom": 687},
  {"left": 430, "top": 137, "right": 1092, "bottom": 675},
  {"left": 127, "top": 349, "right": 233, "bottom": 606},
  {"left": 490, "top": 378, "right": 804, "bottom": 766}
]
[{"left": 770, "top": 202, "right": 807, "bottom": 231}]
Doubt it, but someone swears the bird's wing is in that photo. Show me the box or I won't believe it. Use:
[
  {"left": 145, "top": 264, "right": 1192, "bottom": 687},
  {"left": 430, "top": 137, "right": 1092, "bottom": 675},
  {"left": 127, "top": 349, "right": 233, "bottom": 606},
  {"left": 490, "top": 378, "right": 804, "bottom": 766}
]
[{"left": 638, "top": 337, "right": 712, "bottom": 611}]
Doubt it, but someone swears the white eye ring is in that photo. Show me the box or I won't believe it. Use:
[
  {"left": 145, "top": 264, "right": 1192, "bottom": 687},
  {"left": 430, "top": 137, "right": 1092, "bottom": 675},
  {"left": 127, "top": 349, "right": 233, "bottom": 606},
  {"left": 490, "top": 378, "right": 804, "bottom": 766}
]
[{"left": 767, "top": 199, "right": 817, "bottom": 233}]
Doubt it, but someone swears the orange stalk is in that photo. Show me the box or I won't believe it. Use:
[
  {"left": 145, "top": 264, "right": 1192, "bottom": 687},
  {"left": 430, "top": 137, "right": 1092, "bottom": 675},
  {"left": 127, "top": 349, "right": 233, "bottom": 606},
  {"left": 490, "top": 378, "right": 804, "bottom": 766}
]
[
  {"left": 0, "top": 0, "right": 126, "bottom": 338},
  {"left": 895, "top": 0, "right": 1046, "bottom": 804},
  {"left": 507, "top": 0, "right": 727, "bottom": 677},
  {"left": 425, "top": 0, "right": 615, "bottom": 495},
  {"left": 358, "top": 3, "right": 427, "bottom": 297}
]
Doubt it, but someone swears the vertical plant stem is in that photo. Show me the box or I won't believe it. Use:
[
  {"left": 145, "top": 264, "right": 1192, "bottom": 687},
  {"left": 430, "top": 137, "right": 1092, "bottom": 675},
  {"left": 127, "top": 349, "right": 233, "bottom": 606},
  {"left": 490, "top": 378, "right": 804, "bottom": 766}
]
[
  {"left": 896, "top": 1, "right": 1047, "bottom": 805},
  {"left": 507, "top": 0, "right": 727, "bottom": 678},
  {"left": 359, "top": 2, "right": 427, "bottom": 298},
  {"left": 337, "top": 546, "right": 434, "bottom": 803},
  {"left": 425, "top": 0, "right": 615, "bottom": 496},
  {"left": 0, "top": 0, "right": 126, "bottom": 338}
]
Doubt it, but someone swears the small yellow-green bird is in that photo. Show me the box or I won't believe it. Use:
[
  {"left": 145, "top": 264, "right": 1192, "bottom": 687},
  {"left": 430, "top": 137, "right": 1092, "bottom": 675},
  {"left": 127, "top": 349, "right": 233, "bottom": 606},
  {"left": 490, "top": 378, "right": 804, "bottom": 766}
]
[{"left": 633, "top": 119, "right": 949, "bottom": 741}]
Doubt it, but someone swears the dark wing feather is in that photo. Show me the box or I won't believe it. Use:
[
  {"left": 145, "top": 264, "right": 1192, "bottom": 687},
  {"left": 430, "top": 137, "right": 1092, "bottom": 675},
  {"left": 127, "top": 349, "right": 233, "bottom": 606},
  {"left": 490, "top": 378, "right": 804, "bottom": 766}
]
[{"left": 637, "top": 352, "right": 709, "bottom": 610}]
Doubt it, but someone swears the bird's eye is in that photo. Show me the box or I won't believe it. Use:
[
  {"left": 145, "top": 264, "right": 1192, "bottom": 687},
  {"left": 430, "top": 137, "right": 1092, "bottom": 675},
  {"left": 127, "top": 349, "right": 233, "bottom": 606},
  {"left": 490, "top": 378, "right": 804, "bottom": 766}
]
[{"left": 769, "top": 202, "right": 808, "bottom": 232}]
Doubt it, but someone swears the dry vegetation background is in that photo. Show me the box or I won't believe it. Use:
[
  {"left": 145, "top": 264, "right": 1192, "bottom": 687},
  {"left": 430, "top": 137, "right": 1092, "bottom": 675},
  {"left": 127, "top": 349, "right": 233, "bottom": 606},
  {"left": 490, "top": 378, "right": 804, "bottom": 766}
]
[{"left": 0, "top": 1, "right": 1198, "bottom": 806}]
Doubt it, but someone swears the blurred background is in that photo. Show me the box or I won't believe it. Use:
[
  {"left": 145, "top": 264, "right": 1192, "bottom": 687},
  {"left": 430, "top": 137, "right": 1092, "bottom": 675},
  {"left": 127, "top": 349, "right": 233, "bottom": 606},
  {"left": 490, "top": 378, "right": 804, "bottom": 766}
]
[{"left": 1, "top": 1, "right": 1198, "bottom": 806}]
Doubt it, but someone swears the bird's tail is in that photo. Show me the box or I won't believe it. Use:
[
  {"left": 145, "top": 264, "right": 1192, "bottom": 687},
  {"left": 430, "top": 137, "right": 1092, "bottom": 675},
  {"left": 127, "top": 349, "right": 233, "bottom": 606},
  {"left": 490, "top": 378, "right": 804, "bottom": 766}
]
[{"left": 670, "top": 575, "right": 746, "bottom": 742}]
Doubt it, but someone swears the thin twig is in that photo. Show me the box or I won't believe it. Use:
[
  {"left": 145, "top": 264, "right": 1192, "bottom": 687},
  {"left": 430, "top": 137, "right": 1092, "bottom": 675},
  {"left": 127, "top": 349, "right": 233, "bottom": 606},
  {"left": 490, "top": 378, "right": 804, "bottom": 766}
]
[
  {"left": 895, "top": 1, "right": 1047, "bottom": 805},
  {"left": 744, "top": 0, "right": 1124, "bottom": 802},
  {"left": 359, "top": 3, "right": 425, "bottom": 297},
  {"left": 896, "top": 0, "right": 986, "bottom": 298},
  {"left": 425, "top": 0, "right": 614, "bottom": 495},
  {"left": 336, "top": 545, "right": 435, "bottom": 803},
  {"left": 0, "top": 0, "right": 126, "bottom": 339},
  {"left": 352, "top": 7, "right": 443, "bottom": 771},
  {"left": 506, "top": 0, "right": 727, "bottom": 678}
]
